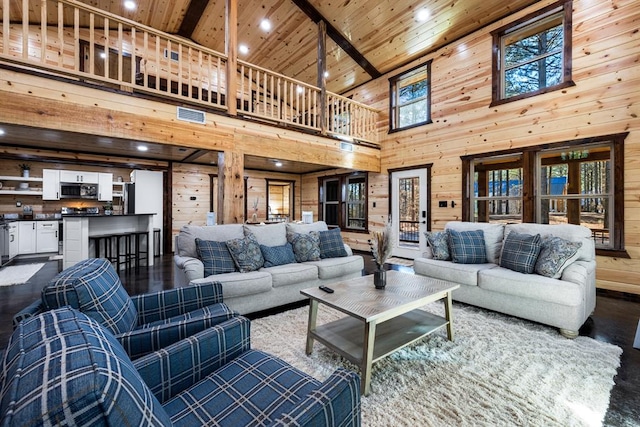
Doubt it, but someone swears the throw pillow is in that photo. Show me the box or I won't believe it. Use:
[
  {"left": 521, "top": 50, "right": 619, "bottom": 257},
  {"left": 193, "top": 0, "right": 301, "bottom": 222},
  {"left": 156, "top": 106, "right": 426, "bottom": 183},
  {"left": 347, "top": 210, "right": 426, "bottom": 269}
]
[
  {"left": 448, "top": 229, "right": 487, "bottom": 264},
  {"left": 318, "top": 228, "right": 348, "bottom": 258},
  {"left": 195, "top": 238, "right": 237, "bottom": 276},
  {"left": 225, "top": 233, "right": 265, "bottom": 272},
  {"left": 535, "top": 236, "right": 582, "bottom": 278},
  {"left": 499, "top": 231, "right": 542, "bottom": 274},
  {"left": 425, "top": 231, "right": 450, "bottom": 261},
  {"left": 260, "top": 243, "right": 297, "bottom": 268},
  {"left": 287, "top": 231, "right": 321, "bottom": 262}
]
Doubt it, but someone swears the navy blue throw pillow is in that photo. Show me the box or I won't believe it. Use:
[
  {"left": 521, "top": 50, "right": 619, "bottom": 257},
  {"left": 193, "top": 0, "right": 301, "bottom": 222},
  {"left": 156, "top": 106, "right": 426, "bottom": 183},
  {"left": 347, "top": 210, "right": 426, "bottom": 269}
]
[
  {"left": 448, "top": 229, "right": 487, "bottom": 264},
  {"left": 318, "top": 228, "right": 348, "bottom": 258},
  {"left": 260, "top": 243, "right": 297, "bottom": 267},
  {"left": 499, "top": 231, "right": 542, "bottom": 274},
  {"left": 195, "top": 238, "right": 237, "bottom": 276}
]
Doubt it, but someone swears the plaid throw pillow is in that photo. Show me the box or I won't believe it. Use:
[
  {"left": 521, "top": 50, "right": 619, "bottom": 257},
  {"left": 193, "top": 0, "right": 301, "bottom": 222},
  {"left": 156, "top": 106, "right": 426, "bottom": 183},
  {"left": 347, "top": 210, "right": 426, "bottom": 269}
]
[
  {"left": 260, "top": 243, "right": 297, "bottom": 267},
  {"left": 195, "top": 238, "right": 237, "bottom": 276},
  {"left": 500, "top": 231, "right": 542, "bottom": 274},
  {"left": 425, "top": 231, "right": 450, "bottom": 260},
  {"left": 318, "top": 228, "right": 348, "bottom": 259},
  {"left": 448, "top": 229, "right": 487, "bottom": 264},
  {"left": 286, "top": 231, "right": 321, "bottom": 262},
  {"left": 226, "top": 233, "right": 265, "bottom": 272}
]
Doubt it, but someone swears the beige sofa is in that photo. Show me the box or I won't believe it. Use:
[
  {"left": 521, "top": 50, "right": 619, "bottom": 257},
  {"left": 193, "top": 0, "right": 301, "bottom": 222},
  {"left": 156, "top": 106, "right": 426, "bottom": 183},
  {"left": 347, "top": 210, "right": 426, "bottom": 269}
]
[
  {"left": 174, "top": 221, "right": 364, "bottom": 314},
  {"left": 414, "top": 222, "right": 596, "bottom": 338}
]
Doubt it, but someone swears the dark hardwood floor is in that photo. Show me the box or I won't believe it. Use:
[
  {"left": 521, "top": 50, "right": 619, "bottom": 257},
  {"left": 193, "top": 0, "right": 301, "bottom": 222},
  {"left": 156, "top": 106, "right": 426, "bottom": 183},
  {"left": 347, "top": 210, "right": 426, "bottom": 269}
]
[{"left": 1, "top": 253, "right": 638, "bottom": 425}]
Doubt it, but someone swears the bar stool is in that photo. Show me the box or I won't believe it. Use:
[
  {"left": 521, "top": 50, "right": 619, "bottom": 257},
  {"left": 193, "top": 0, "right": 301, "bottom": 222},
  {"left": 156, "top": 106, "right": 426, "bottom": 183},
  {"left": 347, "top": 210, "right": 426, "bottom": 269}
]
[
  {"left": 89, "top": 234, "right": 117, "bottom": 265},
  {"left": 131, "top": 231, "right": 149, "bottom": 271},
  {"left": 153, "top": 228, "right": 161, "bottom": 257}
]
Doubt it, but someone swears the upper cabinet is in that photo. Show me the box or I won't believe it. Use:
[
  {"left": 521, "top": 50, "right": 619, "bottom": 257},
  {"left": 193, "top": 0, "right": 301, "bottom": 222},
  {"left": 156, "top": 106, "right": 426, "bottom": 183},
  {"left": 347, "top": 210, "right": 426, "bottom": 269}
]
[
  {"left": 98, "top": 173, "right": 113, "bottom": 201},
  {"left": 42, "top": 169, "right": 60, "bottom": 200},
  {"left": 59, "top": 170, "right": 99, "bottom": 184}
]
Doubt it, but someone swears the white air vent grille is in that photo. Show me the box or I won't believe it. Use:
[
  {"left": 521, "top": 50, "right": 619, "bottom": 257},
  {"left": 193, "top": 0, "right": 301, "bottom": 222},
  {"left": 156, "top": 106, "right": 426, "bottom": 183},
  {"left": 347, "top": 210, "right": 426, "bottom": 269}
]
[
  {"left": 177, "top": 107, "right": 206, "bottom": 124},
  {"left": 340, "top": 142, "right": 354, "bottom": 152}
]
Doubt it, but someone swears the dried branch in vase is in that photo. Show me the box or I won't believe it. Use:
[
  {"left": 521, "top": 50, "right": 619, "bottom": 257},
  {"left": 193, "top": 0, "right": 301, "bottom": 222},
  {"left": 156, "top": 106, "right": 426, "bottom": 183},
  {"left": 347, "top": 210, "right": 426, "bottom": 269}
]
[{"left": 368, "top": 221, "right": 393, "bottom": 269}]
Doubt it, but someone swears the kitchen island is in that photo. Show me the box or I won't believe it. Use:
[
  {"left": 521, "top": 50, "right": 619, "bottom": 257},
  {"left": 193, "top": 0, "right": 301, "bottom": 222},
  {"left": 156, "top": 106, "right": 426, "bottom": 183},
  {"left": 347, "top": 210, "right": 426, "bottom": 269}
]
[{"left": 62, "top": 213, "right": 155, "bottom": 269}]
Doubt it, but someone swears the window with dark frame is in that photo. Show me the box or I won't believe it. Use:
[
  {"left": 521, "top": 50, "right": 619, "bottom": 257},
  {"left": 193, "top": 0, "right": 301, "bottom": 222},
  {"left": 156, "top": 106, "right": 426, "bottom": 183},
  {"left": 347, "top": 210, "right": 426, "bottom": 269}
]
[
  {"left": 319, "top": 173, "right": 368, "bottom": 232},
  {"left": 491, "top": 0, "right": 573, "bottom": 105},
  {"left": 389, "top": 61, "right": 432, "bottom": 132},
  {"left": 462, "top": 134, "right": 627, "bottom": 256}
]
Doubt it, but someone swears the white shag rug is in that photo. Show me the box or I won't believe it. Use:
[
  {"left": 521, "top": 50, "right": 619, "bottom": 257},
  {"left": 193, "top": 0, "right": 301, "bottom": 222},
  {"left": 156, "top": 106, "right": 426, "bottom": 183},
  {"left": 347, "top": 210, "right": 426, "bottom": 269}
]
[
  {"left": 0, "top": 263, "right": 45, "bottom": 287},
  {"left": 385, "top": 257, "right": 414, "bottom": 267},
  {"left": 250, "top": 303, "right": 622, "bottom": 427}
]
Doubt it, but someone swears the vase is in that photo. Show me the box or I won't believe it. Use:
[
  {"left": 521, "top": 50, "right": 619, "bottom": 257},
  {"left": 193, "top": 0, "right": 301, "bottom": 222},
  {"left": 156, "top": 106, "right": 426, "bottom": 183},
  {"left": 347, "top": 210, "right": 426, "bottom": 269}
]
[
  {"left": 22, "top": 170, "right": 29, "bottom": 178},
  {"left": 373, "top": 268, "right": 386, "bottom": 289},
  {"left": 251, "top": 212, "right": 258, "bottom": 223}
]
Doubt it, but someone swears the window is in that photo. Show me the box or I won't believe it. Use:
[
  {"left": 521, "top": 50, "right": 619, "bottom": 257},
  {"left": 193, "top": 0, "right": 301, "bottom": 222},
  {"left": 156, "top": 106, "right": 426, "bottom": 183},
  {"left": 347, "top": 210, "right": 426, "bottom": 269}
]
[
  {"left": 319, "top": 173, "right": 368, "bottom": 232},
  {"left": 491, "top": 0, "right": 573, "bottom": 105},
  {"left": 389, "top": 61, "right": 432, "bottom": 132},
  {"left": 462, "top": 134, "right": 627, "bottom": 255}
]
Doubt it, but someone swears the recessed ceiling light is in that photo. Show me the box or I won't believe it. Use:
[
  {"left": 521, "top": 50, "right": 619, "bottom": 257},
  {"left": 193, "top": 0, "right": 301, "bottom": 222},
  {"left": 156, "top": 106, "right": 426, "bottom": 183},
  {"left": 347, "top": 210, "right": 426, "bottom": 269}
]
[
  {"left": 0, "top": 129, "right": 5, "bottom": 136},
  {"left": 416, "top": 8, "right": 430, "bottom": 22},
  {"left": 260, "top": 19, "right": 272, "bottom": 31},
  {"left": 239, "top": 44, "right": 249, "bottom": 54},
  {"left": 99, "top": 52, "right": 106, "bottom": 59},
  {"left": 124, "top": 1, "right": 136, "bottom": 10},
  {"left": 323, "top": 71, "right": 329, "bottom": 78},
  {"left": 274, "top": 161, "right": 283, "bottom": 167},
  {"left": 137, "top": 145, "right": 148, "bottom": 152},
  {"left": 296, "top": 86, "right": 304, "bottom": 94}
]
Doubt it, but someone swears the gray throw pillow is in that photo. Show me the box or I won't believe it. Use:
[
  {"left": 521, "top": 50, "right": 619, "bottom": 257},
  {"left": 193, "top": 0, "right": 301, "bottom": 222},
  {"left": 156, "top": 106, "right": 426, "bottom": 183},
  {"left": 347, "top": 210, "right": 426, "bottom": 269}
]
[
  {"left": 448, "top": 229, "right": 487, "bottom": 264},
  {"left": 499, "top": 231, "right": 542, "bottom": 274},
  {"left": 287, "top": 231, "right": 321, "bottom": 262},
  {"left": 225, "top": 233, "right": 264, "bottom": 272},
  {"left": 425, "top": 231, "right": 450, "bottom": 260},
  {"left": 535, "top": 236, "right": 582, "bottom": 278}
]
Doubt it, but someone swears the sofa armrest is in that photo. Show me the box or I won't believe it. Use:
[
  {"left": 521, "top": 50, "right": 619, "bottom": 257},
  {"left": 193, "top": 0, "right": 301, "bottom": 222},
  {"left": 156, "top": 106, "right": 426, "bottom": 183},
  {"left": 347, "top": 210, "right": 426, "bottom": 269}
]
[
  {"left": 12, "top": 299, "right": 44, "bottom": 329},
  {"left": 133, "top": 316, "right": 251, "bottom": 403},
  {"left": 343, "top": 243, "right": 354, "bottom": 257},
  {"left": 561, "top": 260, "right": 595, "bottom": 286},
  {"left": 173, "top": 255, "right": 205, "bottom": 281},
  {"left": 130, "top": 280, "right": 225, "bottom": 324},
  {"left": 268, "top": 368, "right": 361, "bottom": 427}
]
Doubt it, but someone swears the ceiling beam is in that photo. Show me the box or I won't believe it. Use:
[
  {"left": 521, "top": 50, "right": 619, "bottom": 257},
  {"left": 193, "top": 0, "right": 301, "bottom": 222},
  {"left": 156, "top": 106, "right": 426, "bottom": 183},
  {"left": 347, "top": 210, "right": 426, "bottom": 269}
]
[
  {"left": 181, "top": 149, "right": 211, "bottom": 163},
  {"left": 290, "top": 0, "right": 381, "bottom": 79},
  {"left": 177, "top": 0, "right": 210, "bottom": 39}
]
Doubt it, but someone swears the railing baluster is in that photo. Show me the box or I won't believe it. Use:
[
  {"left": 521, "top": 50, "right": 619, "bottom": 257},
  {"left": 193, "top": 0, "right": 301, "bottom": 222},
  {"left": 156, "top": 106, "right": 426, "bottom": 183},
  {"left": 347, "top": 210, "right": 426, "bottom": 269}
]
[
  {"left": 41, "top": 0, "right": 47, "bottom": 63},
  {"left": 103, "top": 17, "right": 109, "bottom": 79},
  {"left": 73, "top": 6, "right": 79, "bottom": 72},
  {"left": 21, "top": 0, "right": 28, "bottom": 59},
  {"left": 2, "top": 0, "right": 9, "bottom": 56},
  {"left": 89, "top": 13, "right": 94, "bottom": 75},
  {"left": 130, "top": 27, "right": 136, "bottom": 85},
  {"left": 118, "top": 22, "right": 123, "bottom": 82},
  {"left": 57, "top": 1, "right": 64, "bottom": 67}
]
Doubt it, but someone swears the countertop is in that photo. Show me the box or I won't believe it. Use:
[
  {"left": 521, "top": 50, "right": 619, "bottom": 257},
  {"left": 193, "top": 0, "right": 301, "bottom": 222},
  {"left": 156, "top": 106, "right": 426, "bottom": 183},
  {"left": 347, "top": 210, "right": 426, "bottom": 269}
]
[{"left": 61, "top": 213, "right": 155, "bottom": 218}]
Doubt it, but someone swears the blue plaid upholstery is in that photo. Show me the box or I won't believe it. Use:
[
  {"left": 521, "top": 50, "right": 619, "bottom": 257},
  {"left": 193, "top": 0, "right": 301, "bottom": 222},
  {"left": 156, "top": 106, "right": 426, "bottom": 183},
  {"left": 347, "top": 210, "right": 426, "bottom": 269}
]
[
  {"left": 318, "top": 228, "right": 348, "bottom": 258},
  {"left": 0, "top": 307, "right": 172, "bottom": 426},
  {"left": 500, "top": 231, "right": 542, "bottom": 274},
  {"left": 260, "top": 243, "right": 297, "bottom": 267},
  {"left": 196, "top": 238, "right": 237, "bottom": 275},
  {"left": 448, "top": 229, "right": 487, "bottom": 264},
  {"left": 41, "top": 257, "right": 138, "bottom": 335},
  {"left": 15, "top": 258, "right": 237, "bottom": 359},
  {"left": 2, "top": 309, "right": 361, "bottom": 427}
]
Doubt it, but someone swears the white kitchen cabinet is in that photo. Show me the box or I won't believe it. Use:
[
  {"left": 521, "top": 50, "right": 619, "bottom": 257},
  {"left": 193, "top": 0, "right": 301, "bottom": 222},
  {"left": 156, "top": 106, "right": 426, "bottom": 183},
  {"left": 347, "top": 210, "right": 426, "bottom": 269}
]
[
  {"left": 42, "top": 169, "right": 60, "bottom": 200},
  {"left": 18, "top": 221, "right": 37, "bottom": 254},
  {"left": 98, "top": 173, "right": 113, "bottom": 201},
  {"left": 36, "top": 221, "right": 59, "bottom": 252},
  {"left": 8, "top": 222, "right": 18, "bottom": 259},
  {"left": 59, "top": 170, "right": 99, "bottom": 183}
]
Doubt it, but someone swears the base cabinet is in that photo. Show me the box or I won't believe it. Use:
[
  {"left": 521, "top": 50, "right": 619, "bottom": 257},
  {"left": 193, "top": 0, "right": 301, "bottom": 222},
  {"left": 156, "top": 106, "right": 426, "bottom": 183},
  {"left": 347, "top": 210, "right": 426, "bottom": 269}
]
[{"left": 18, "top": 221, "right": 60, "bottom": 255}]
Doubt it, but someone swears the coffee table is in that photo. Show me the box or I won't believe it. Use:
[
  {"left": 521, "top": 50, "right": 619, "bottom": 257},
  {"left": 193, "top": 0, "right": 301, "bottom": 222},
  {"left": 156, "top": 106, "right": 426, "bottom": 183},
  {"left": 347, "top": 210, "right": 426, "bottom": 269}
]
[{"left": 301, "top": 270, "right": 459, "bottom": 395}]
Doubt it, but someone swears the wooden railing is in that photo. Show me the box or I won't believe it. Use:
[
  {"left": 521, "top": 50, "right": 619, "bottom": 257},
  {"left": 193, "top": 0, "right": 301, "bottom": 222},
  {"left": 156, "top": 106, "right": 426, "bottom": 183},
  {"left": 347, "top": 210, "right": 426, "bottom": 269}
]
[{"left": 0, "top": 0, "right": 379, "bottom": 145}]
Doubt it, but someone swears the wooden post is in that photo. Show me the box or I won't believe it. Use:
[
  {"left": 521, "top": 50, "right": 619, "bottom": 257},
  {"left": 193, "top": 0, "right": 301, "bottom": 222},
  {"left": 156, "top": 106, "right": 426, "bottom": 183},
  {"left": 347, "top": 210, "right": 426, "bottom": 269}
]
[
  {"left": 567, "top": 161, "right": 581, "bottom": 225},
  {"left": 477, "top": 170, "right": 488, "bottom": 222},
  {"left": 225, "top": 0, "right": 238, "bottom": 115},
  {"left": 317, "top": 20, "right": 327, "bottom": 134},
  {"left": 217, "top": 151, "right": 244, "bottom": 224}
]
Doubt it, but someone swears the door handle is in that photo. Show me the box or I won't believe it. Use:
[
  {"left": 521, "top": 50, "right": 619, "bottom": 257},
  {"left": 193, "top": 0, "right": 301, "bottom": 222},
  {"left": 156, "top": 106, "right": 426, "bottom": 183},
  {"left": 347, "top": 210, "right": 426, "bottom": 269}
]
[{"left": 421, "top": 220, "right": 426, "bottom": 224}]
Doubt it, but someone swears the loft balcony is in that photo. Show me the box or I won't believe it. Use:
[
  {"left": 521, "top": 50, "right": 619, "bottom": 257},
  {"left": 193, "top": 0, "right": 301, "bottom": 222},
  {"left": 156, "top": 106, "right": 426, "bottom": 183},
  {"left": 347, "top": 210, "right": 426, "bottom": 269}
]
[{"left": 0, "top": 0, "right": 379, "bottom": 146}]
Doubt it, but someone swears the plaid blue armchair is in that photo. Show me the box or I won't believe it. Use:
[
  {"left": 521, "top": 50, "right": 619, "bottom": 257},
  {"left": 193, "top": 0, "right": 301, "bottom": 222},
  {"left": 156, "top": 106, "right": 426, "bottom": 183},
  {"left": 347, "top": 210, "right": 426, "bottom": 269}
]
[
  {"left": 12, "top": 258, "right": 238, "bottom": 359},
  {"left": 1, "top": 307, "right": 361, "bottom": 427}
]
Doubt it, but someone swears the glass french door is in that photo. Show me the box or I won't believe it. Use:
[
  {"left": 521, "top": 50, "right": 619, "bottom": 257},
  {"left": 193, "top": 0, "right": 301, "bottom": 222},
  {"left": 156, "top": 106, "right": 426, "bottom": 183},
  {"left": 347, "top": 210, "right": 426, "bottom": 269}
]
[{"left": 391, "top": 168, "right": 428, "bottom": 259}]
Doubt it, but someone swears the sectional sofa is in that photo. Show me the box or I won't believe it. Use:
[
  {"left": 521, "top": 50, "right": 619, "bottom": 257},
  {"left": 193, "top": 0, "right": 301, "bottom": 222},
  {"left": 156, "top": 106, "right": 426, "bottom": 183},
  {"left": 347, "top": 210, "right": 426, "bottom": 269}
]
[
  {"left": 414, "top": 222, "right": 596, "bottom": 338},
  {"left": 174, "top": 221, "right": 364, "bottom": 314}
]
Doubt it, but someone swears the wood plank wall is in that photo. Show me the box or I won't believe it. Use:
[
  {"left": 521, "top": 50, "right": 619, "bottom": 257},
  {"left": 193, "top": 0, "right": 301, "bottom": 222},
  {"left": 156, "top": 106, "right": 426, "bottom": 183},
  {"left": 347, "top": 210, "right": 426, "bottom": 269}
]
[{"left": 340, "top": 0, "right": 640, "bottom": 294}]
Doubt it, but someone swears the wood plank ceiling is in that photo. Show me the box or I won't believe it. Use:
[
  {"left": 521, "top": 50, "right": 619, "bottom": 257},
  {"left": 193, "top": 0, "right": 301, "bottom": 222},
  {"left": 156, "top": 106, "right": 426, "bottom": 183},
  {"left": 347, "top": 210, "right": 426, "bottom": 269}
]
[{"left": 3, "top": 0, "right": 541, "bottom": 171}]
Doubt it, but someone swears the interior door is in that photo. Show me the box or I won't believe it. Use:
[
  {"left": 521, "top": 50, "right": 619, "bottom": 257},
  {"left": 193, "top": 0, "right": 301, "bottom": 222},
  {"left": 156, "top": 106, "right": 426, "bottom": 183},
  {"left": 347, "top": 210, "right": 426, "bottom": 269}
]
[{"left": 391, "top": 168, "right": 428, "bottom": 259}]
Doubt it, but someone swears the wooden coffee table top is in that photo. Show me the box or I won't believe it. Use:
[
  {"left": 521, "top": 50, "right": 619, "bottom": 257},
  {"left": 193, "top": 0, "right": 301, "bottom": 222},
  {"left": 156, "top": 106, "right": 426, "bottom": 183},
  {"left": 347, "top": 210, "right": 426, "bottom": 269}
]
[{"left": 301, "top": 270, "right": 459, "bottom": 323}]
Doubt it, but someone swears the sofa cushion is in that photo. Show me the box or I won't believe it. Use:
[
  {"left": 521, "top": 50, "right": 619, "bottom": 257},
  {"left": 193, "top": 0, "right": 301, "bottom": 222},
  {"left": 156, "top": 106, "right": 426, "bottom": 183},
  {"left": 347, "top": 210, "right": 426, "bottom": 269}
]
[
  {"left": 287, "top": 231, "right": 321, "bottom": 262},
  {"left": 0, "top": 307, "right": 172, "bottom": 426},
  {"left": 41, "top": 258, "right": 138, "bottom": 335},
  {"left": 478, "top": 267, "right": 584, "bottom": 306},
  {"left": 244, "top": 222, "right": 287, "bottom": 246},
  {"left": 163, "top": 349, "right": 320, "bottom": 426},
  {"left": 306, "top": 255, "right": 364, "bottom": 280},
  {"left": 286, "top": 221, "right": 329, "bottom": 234},
  {"left": 263, "top": 263, "right": 319, "bottom": 288},
  {"left": 504, "top": 223, "right": 594, "bottom": 262},
  {"left": 413, "top": 258, "right": 496, "bottom": 286},
  {"left": 260, "top": 243, "right": 296, "bottom": 268},
  {"left": 196, "top": 238, "right": 237, "bottom": 276},
  {"left": 425, "top": 231, "right": 450, "bottom": 260},
  {"left": 448, "top": 229, "right": 487, "bottom": 264},
  {"left": 445, "top": 221, "right": 505, "bottom": 263},
  {"left": 318, "top": 228, "right": 348, "bottom": 258},
  {"left": 535, "top": 236, "right": 583, "bottom": 279},
  {"left": 191, "top": 272, "right": 273, "bottom": 298},
  {"left": 176, "top": 224, "right": 245, "bottom": 258},
  {"left": 499, "top": 232, "right": 542, "bottom": 274},
  {"left": 226, "top": 234, "right": 265, "bottom": 273}
]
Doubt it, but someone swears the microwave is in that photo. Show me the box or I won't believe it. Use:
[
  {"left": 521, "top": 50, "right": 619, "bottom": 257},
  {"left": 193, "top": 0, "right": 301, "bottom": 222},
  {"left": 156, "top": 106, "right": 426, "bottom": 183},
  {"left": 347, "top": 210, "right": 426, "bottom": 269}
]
[{"left": 60, "top": 183, "right": 98, "bottom": 199}]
